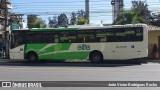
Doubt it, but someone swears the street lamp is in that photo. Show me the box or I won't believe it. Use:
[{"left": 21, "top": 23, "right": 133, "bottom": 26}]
[
  {"left": 111, "top": 0, "right": 115, "bottom": 24},
  {"left": 111, "top": 0, "right": 115, "bottom": 5}
]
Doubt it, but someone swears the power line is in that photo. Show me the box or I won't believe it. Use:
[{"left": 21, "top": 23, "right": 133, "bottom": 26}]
[
  {"left": 11, "top": 0, "right": 160, "bottom": 24},
  {"left": 12, "top": 0, "right": 109, "bottom": 4}
]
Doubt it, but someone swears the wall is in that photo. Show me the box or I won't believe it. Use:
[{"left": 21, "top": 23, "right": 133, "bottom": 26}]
[
  {"left": 149, "top": 31, "right": 160, "bottom": 45},
  {"left": 148, "top": 31, "right": 160, "bottom": 58}
]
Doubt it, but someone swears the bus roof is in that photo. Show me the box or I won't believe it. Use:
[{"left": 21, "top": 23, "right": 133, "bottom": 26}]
[
  {"left": 30, "top": 27, "right": 79, "bottom": 31},
  {"left": 11, "top": 24, "right": 147, "bottom": 31}
]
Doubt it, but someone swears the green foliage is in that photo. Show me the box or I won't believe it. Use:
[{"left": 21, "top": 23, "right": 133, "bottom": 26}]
[
  {"left": 77, "top": 17, "right": 85, "bottom": 25},
  {"left": 70, "top": 10, "right": 89, "bottom": 25},
  {"left": 48, "top": 16, "right": 58, "bottom": 28},
  {"left": 77, "top": 17, "right": 89, "bottom": 25},
  {"left": 114, "top": 1, "right": 151, "bottom": 25},
  {"left": 34, "top": 19, "right": 46, "bottom": 28},
  {"left": 77, "top": 10, "right": 89, "bottom": 25},
  {"left": 57, "top": 13, "right": 69, "bottom": 27},
  {"left": 149, "top": 13, "right": 160, "bottom": 27},
  {"left": 70, "top": 12, "right": 77, "bottom": 25},
  {"left": 114, "top": 10, "right": 134, "bottom": 25},
  {"left": 132, "top": 15, "right": 145, "bottom": 24},
  {"left": 28, "top": 15, "right": 46, "bottom": 28},
  {"left": 48, "top": 14, "right": 69, "bottom": 28}
]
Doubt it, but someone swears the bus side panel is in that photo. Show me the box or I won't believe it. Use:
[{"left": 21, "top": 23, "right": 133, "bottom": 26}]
[
  {"left": 25, "top": 42, "right": 148, "bottom": 60},
  {"left": 69, "top": 42, "right": 148, "bottom": 60},
  {"left": 102, "top": 42, "right": 148, "bottom": 60}
]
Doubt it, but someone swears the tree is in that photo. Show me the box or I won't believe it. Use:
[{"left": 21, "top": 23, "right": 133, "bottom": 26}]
[
  {"left": 114, "top": 10, "right": 134, "bottom": 25},
  {"left": 114, "top": 1, "right": 151, "bottom": 25},
  {"left": 76, "top": 10, "right": 89, "bottom": 25},
  {"left": 48, "top": 16, "right": 58, "bottom": 28},
  {"left": 27, "top": 14, "right": 46, "bottom": 28},
  {"left": 57, "top": 13, "right": 68, "bottom": 27},
  {"left": 132, "top": 1, "right": 151, "bottom": 18},
  {"left": 34, "top": 19, "right": 46, "bottom": 28},
  {"left": 70, "top": 12, "right": 77, "bottom": 25},
  {"left": 149, "top": 13, "right": 160, "bottom": 27}
]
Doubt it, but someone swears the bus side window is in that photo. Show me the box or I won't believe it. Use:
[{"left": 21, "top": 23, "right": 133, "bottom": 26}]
[
  {"left": 115, "top": 28, "right": 126, "bottom": 42},
  {"left": 67, "top": 35, "right": 77, "bottom": 43},
  {"left": 96, "top": 29, "right": 106, "bottom": 42},
  {"left": 135, "top": 27, "right": 143, "bottom": 41},
  {"left": 95, "top": 38, "right": 100, "bottom": 42},
  {"left": 77, "top": 33, "right": 86, "bottom": 43},
  {"left": 59, "top": 31, "right": 77, "bottom": 43},
  {"left": 107, "top": 36, "right": 115, "bottom": 42},
  {"left": 76, "top": 38, "right": 84, "bottom": 43},
  {"left": 77, "top": 30, "right": 95, "bottom": 43},
  {"left": 106, "top": 30, "right": 115, "bottom": 42}
]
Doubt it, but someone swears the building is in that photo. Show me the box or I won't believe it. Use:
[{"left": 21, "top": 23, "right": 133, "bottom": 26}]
[
  {"left": 10, "top": 13, "right": 24, "bottom": 29},
  {"left": 148, "top": 25, "right": 160, "bottom": 58}
]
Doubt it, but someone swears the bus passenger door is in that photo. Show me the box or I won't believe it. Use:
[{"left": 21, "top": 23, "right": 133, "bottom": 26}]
[
  {"left": 10, "top": 45, "right": 25, "bottom": 59},
  {"left": 9, "top": 32, "right": 25, "bottom": 60}
]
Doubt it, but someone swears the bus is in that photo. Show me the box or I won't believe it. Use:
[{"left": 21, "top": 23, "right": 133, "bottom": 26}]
[{"left": 9, "top": 24, "right": 148, "bottom": 63}]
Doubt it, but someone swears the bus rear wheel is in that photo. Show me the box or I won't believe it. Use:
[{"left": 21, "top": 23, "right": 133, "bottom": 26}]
[
  {"left": 89, "top": 51, "right": 103, "bottom": 63},
  {"left": 27, "top": 52, "right": 38, "bottom": 62}
]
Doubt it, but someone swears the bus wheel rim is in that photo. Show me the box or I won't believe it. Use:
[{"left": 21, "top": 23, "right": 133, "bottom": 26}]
[
  {"left": 30, "top": 55, "right": 35, "bottom": 61},
  {"left": 92, "top": 55, "right": 100, "bottom": 62}
]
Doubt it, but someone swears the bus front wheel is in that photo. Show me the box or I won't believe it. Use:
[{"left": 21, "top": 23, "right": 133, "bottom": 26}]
[
  {"left": 89, "top": 51, "right": 103, "bottom": 63},
  {"left": 27, "top": 52, "right": 38, "bottom": 62}
]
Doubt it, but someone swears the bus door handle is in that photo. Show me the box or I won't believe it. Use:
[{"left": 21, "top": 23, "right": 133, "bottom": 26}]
[{"left": 112, "top": 51, "right": 115, "bottom": 52}]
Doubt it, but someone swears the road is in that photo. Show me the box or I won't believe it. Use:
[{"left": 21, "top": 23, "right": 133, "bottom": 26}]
[{"left": 0, "top": 59, "right": 160, "bottom": 90}]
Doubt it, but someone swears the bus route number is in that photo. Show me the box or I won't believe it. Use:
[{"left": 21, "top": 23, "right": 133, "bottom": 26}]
[{"left": 77, "top": 44, "right": 90, "bottom": 50}]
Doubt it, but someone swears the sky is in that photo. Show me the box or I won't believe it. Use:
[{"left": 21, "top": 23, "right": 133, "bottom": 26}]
[{"left": 11, "top": 0, "right": 160, "bottom": 25}]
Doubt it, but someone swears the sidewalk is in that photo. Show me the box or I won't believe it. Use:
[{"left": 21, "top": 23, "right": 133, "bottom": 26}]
[
  {"left": 138, "top": 57, "right": 160, "bottom": 63},
  {"left": 147, "top": 59, "right": 160, "bottom": 63}
]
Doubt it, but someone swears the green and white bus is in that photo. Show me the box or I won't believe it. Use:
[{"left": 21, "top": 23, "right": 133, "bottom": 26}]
[{"left": 9, "top": 24, "right": 148, "bottom": 63}]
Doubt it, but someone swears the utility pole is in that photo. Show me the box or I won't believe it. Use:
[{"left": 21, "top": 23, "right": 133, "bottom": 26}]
[
  {"left": 111, "top": 0, "right": 123, "bottom": 24},
  {"left": 4, "top": 0, "right": 8, "bottom": 58},
  {"left": 85, "top": 0, "right": 89, "bottom": 24},
  {"left": 3, "top": 0, "right": 11, "bottom": 58},
  {"left": 111, "top": 0, "right": 115, "bottom": 24},
  {"left": 4, "top": 0, "right": 8, "bottom": 37}
]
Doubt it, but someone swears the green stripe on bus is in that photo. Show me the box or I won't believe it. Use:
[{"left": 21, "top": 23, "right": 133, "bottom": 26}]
[
  {"left": 26, "top": 44, "right": 47, "bottom": 53},
  {"left": 25, "top": 43, "right": 89, "bottom": 60},
  {"left": 26, "top": 43, "right": 71, "bottom": 53},
  {"left": 39, "top": 52, "right": 89, "bottom": 60},
  {"left": 38, "top": 43, "right": 72, "bottom": 55}
]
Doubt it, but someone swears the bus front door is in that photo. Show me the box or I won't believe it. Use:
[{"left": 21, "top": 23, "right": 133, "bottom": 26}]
[{"left": 10, "top": 45, "right": 24, "bottom": 59}]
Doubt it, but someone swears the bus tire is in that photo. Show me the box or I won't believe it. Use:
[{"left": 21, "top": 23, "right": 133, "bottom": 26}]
[
  {"left": 89, "top": 51, "right": 103, "bottom": 63},
  {"left": 27, "top": 52, "right": 38, "bottom": 62}
]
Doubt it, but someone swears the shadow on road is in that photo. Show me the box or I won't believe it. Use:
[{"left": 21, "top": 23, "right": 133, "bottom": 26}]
[{"left": 0, "top": 59, "right": 146, "bottom": 67}]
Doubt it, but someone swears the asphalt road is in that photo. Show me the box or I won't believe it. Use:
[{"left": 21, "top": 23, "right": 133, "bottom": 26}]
[{"left": 0, "top": 59, "right": 160, "bottom": 90}]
